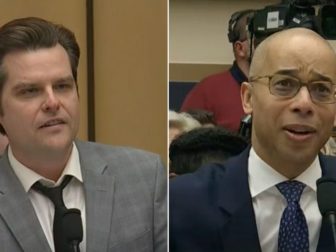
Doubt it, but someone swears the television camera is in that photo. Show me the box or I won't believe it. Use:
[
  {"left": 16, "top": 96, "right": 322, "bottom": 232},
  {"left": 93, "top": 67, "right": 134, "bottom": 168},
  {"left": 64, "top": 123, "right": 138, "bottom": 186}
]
[{"left": 248, "top": 0, "right": 336, "bottom": 46}]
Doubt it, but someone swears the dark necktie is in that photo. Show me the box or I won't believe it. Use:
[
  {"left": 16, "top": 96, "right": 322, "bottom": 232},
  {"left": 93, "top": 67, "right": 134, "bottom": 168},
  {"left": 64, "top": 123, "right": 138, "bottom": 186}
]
[
  {"left": 33, "top": 176, "right": 82, "bottom": 252},
  {"left": 276, "top": 180, "right": 309, "bottom": 252}
]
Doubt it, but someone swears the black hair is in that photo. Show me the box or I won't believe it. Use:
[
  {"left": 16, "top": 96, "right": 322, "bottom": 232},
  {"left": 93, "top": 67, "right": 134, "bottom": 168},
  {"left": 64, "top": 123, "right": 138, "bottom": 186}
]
[
  {"left": 228, "top": 9, "right": 255, "bottom": 43},
  {"left": 169, "top": 127, "right": 248, "bottom": 175}
]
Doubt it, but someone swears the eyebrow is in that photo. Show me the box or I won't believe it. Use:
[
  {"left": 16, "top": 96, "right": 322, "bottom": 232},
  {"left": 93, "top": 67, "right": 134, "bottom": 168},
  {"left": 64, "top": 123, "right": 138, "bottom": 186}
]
[
  {"left": 273, "top": 69, "right": 334, "bottom": 83},
  {"left": 13, "top": 75, "right": 75, "bottom": 89},
  {"left": 12, "top": 82, "right": 39, "bottom": 92},
  {"left": 54, "top": 76, "right": 75, "bottom": 84}
]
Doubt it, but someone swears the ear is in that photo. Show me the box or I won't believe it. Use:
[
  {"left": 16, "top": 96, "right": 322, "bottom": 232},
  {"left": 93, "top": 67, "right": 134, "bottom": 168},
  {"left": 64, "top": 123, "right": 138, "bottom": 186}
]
[
  {"left": 241, "top": 81, "right": 253, "bottom": 114},
  {"left": 234, "top": 40, "right": 248, "bottom": 58}
]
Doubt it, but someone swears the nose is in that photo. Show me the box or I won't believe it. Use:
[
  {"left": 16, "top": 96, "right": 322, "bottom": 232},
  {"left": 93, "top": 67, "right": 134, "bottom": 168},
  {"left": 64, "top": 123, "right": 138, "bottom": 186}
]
[
  {"left": 290, "top": 86, "right": 314, "bottom": 115},
  {"left": 41, "top": 87, "right": 60, "bottom": 113}
]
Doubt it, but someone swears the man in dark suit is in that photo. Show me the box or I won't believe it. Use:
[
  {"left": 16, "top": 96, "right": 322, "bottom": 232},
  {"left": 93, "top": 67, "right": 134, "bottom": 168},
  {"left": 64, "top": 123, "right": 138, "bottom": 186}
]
[
  {"left": 170, "top": 27, "right": 336, "bottom": 252},
  {"left": 0, "top": 17, "right": 166, "bottom": 252}
]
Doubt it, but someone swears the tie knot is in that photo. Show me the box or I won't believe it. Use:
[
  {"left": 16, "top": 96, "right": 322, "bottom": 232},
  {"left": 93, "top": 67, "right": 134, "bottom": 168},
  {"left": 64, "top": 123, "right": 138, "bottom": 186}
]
[
  {"left": 33, "top": 175, "right": 72, "bottom": 208},
  {"left": 276, "top": 180, "right": 306, "bottom": 203}
]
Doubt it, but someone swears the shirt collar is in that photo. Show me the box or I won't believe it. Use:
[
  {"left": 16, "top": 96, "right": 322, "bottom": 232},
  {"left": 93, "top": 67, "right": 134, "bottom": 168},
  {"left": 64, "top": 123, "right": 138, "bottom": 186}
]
[
  {"left": 248, "top": 147, "right": 321, "bottom": 198},
  {"left": 9, "top": 142, "right": 83, "bottom": 192},
  {"left": 229, "top": 60, "right": 248, "bottom": 85}
]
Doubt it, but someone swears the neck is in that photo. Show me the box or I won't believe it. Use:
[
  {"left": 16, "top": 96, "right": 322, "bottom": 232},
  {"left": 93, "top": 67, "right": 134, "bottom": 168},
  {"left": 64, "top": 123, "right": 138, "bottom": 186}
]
[
  {"left": 252, "top": 141, "right": 315, "bottom": 180},
  {"left": 262, "top": 154, "right": 313, "bottom": 179},
  {"left": 11, "top": 146, "right": 72, "bottom": 182},
  {"left": 236, "top": 59, "right": 249, "bottom": 77},
  {"left": 257, "top": 152, "right": 311, "bottom": 179},
  {"left": 276, "top": 165, "right": 310, "bottom": 180},
  {"left": 32, "top": 161, "right": 68, "bottom": 182}
]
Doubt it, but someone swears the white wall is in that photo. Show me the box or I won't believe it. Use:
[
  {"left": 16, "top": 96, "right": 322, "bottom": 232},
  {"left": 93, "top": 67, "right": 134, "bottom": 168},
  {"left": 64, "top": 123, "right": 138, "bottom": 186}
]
[{"left": 170, "top": 0, "right": 336, "bottom": 65}]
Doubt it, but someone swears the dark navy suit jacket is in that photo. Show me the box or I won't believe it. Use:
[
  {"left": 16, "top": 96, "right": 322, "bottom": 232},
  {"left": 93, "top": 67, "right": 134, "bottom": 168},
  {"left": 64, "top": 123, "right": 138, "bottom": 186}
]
[{"left": 169, "top": 148, "right": 336, "bottom": 252}]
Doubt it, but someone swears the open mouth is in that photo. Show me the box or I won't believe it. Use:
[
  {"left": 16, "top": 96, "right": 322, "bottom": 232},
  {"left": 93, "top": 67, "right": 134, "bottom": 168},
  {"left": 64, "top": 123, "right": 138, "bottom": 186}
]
[
  {"left": 283, "top": 125, "right": 316, "bottom": 139},
  {"left": 285, "top": 128, "right": 314, "bottom": 135}
]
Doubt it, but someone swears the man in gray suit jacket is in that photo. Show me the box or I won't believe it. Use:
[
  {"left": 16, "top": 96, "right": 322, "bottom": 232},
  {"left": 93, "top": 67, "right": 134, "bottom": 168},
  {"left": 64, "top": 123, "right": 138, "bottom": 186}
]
[{"left": 0, "top": 17, "right": 166, "bottom": 252}]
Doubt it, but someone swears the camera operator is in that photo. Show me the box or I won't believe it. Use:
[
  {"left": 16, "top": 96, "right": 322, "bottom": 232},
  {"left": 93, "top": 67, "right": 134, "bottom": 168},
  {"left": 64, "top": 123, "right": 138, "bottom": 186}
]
[{"left": 181, "top": 10, "right": 254, "bottom": 133}]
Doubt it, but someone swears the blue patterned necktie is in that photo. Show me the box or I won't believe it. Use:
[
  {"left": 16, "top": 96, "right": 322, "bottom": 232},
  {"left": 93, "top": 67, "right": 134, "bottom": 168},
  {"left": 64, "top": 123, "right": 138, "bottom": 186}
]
[{"left": 276, "top": 180, "right": 309, "bottom": 252}]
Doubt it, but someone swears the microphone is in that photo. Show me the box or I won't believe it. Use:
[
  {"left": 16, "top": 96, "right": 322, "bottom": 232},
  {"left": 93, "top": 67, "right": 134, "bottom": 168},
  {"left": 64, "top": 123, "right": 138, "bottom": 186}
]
[
  {"left": 316, "top": 177, "right": 336, "bottom": 250},
  {"left": 63, "top": 208, "right": 83, "bottom": 252}
]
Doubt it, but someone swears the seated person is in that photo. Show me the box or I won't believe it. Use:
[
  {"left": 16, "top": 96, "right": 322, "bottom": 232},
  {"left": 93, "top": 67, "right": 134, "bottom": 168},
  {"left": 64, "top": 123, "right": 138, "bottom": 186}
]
[
  {"left": 321, "top": 137, "right": 336, "bottom": 156},
  {"left": 169, "top": 126, "right": 248, "bottom": 176},
  {"left": 169, "top": 110, "right": 201, "bottom": 144},
  {"left": 184, "top": 109, "right": 216, "bottom": 127}
]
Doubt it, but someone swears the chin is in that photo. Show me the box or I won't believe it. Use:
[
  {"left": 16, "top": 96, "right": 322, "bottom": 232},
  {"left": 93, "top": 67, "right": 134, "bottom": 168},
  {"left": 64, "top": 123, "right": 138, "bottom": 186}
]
[
  {"left": 43, "top": 137, "right": 73, "bottom": 150},
  {"left": 288, "top": 148, "right": 316, "bottom": 163}
]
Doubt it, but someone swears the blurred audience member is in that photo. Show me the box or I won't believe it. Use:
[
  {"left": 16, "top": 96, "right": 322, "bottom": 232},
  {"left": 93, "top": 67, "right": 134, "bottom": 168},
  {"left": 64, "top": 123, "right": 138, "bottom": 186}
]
[
  {"left": 185, "top": 109, "right": 216, "bottom": 127},
  {"left": 321, "top": 137, "right": 336, "bottom": 156},
  {"left": 181, "top": 10, "right": 254, "bottom": 132},
  {"left": 169, "top": 127, "right": 248, "bottom": 176},
  {"left": 169, "top": 110, "right": 201, "bottom": 144}
]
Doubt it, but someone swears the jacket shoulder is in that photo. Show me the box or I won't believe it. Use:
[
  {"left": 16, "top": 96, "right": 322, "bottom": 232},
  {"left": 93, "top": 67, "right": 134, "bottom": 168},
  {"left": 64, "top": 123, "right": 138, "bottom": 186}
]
[
  {"left": 170, "top": 162, "right": 227, "bottom": 198},
  {"left": 76, "top": 140, "right": 164, "bottom": 175}
]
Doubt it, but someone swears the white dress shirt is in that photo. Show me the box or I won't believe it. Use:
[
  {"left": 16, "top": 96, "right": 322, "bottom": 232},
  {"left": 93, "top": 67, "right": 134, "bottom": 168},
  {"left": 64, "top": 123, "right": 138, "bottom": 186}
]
[
  {"left": 9, "top": 143, "right": 86, "bottom": 252},
  {"left": 248, "top": 148, "right": 322, "bottom": 252}
]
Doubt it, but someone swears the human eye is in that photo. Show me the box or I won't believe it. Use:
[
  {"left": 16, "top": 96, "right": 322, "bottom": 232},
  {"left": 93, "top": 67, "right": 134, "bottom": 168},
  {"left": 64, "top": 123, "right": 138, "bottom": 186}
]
[
  {"left": 310, "top": 82, "right": 333, "bottom": 98},
  {"left": 16, "top": 85, "right": 41, "bottom": 98},
  {"left": 271, "top": 76, "right": 298, "bottom": 95},
  {"left": 54, "top": 82, "right": 74, "bottom": 92}
]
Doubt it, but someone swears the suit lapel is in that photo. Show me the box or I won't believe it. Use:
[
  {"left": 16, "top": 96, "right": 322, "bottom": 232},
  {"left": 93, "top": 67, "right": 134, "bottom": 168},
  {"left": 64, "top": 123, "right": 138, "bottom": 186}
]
[
  {"left": 210, "top": 151, "right": 336, "bottom": 251},
  {"left": 76, "top": 141, "right": 115, "bottom": 252},
  {"left": 216, "top": 148, "right": 262, "bottom": 252},
  {"left": 317, "top": 155, "right": 336, "bottom": 252},
  {"left": 0, "top": 154, "right": 51, "bottom": 252}
]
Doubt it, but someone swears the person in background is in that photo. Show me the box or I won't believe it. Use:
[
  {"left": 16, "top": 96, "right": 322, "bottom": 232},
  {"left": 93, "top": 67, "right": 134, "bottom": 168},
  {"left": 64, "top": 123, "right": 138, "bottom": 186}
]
[
  {"left": 181, "top": 9, "right": 254, "bottom": 132},
  {"left": 169, "top": 126, "right": 247, "bottom": 176},
  {"left": 184, "top": 109, "right": 216, "bottom": 127},
  {"left": 170, "top": 28, "right": 336, "bottom": 251},
  {"left": 0, "top": 17, "right": 166, "bottom": 252},
  {"left": 321, "top": 137, "right": 336, "bottom": 156},
  {"left": 169, "top": 110, "right": 201, "bottom": 144},
  {"left": 320, "top": 118, "right": 336, "bottom": 156}
]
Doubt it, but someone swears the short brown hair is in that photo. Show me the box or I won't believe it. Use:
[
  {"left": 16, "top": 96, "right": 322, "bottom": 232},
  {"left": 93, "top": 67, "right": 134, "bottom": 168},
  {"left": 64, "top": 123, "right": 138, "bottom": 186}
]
[
  {"left": 228, "top": 10, "right": 254, "bottom": 43},
  {"left": 0, "top": 17, "right": 80, "bottom": 134}
]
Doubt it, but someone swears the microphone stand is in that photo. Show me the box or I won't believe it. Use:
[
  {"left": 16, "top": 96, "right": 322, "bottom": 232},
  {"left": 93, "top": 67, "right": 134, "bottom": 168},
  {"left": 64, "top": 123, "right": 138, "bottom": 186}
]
[
  {"left": 316, "top": 177, "right": 336, "bottom": 251},
  {"left": 71, "top": 240, "right": 80, "bottom": 252},
  {"left": 327, "top": 213, "right": 336, "bottom": 251},
  {"left": 63, "top": 208, "right": 83, "bottom": 252}
]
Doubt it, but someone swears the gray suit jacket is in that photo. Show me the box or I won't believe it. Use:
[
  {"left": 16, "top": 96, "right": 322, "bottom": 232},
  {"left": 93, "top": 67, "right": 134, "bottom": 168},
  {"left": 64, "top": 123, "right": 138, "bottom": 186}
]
[{"left": 0, "top": 140, "right": 167, "bottom": 252}]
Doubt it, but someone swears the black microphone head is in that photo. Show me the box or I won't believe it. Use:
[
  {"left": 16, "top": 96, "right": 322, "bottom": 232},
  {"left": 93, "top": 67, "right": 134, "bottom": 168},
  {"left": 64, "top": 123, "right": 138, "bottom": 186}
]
[
  {"left": 316, "top": 177, "right": 336, "bottom": 216},
  {"left": 62, "top": 208, "right": 83, "bottom": 243}
]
